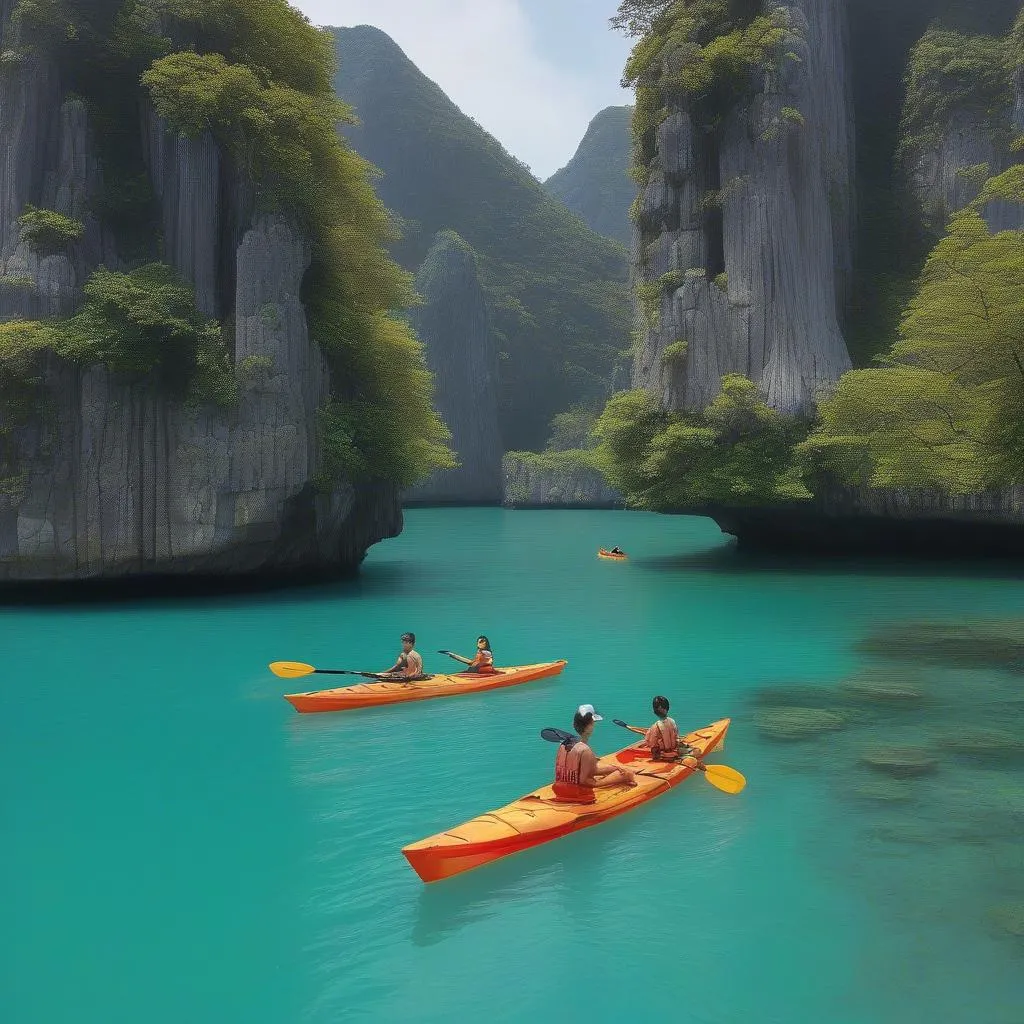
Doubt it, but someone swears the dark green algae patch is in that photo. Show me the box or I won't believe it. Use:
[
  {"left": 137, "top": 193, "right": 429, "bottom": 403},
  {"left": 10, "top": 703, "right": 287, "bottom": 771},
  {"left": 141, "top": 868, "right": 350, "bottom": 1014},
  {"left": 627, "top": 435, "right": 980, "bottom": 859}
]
[{"left": 747, "top": 615, "right": 1024, "bottom": 950}]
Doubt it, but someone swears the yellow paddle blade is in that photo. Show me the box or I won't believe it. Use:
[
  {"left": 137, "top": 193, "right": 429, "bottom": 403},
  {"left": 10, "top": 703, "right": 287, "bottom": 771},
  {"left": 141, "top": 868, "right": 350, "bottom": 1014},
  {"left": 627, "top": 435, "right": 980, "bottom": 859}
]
[
  {"left": 269, "top": 661, "right": 317, "bottom": 679},
  {"left": 703, "top": 763, "right": 746, "bottom": 794}
]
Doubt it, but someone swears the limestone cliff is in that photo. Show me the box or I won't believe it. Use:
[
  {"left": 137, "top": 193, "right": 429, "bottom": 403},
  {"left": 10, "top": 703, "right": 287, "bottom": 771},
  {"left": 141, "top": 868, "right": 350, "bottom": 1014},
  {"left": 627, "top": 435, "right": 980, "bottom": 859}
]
[
  {"left": 631, "top": 0, "right": 854, "bottom": 417},
  {"left": 502, "top": 452, "right": 623, "bottom": 510},
  {"left": 0, "top": 13, "right": 401, "bottom": 580},
  {"left": 907, "top": 76, "right": 1024, "bottom": 234},
  {"left": 404, "top": 232, "right": 502, "bottom": 504}
]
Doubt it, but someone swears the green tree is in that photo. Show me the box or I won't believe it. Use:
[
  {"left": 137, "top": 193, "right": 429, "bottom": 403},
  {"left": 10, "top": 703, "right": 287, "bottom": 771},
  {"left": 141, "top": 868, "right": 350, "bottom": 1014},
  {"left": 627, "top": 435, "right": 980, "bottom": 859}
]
[
  {"left": 594, "top": 376, "right": 809, "bottom": 509},
  {"left": 800, "top": 167, "right": 1024, "bottom": 492},
  {"left": 546, "top": 405, "right": 599, "bottom": 451}
]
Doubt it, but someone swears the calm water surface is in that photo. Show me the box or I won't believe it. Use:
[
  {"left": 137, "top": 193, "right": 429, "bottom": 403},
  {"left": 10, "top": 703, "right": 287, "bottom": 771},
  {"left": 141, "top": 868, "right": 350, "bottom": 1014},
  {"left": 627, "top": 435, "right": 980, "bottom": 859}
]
[{"left": 3, "top": 509, "right": 1022, "bottom": 1023}]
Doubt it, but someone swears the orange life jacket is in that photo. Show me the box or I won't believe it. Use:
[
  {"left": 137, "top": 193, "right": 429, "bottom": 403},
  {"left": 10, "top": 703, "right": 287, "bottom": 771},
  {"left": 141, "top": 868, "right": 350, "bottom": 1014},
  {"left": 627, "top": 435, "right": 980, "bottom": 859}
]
[{"left": 470, "top": 651, "right": 496, "bottom": 674}]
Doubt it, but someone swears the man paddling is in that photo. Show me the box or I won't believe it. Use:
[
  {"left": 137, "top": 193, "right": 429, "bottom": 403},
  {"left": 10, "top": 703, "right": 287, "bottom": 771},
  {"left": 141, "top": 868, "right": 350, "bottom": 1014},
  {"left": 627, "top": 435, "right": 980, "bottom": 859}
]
[
  {"left": 380, "top": 632, "right": 425, "bottom": 682},
  {"left": 553, "top": 704, "right": 635, "bottom": 799}
]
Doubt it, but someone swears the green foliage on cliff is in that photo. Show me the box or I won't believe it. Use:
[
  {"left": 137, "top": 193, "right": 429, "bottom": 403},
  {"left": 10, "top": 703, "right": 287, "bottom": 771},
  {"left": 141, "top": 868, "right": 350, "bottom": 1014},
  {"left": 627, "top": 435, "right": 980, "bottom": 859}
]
[
  {"left": 0, "top": 321, "right": 53, "bottom": 428},
  {"left": 898, "top": 27, "right": 1015, "bottom": 167},
  {"left": 802, "top": 168, "right": 1024, "bottom": 493},
  {"left": 17, "top": 206, "right": 84, "bottom": 255},
  {"left": 594, "top": 378, "right": 810, "bottom": 509},
  {"left": 3, "top": 0, "right": 453, "bottom": 489},
  {"left": 0, "top": 265, "right": 236, "bottom": 409},
  {"left": 59, "top": 265, "right": 235, "bottom": 405},
  {"left": 505, "top": 448, "right": 601, "bottom": 475},
  {"left": 330, "top": 26, "right": 629, "bottom": 452},
  {"left": 617, "top": 0, "right": 790, "bottom": 186}
]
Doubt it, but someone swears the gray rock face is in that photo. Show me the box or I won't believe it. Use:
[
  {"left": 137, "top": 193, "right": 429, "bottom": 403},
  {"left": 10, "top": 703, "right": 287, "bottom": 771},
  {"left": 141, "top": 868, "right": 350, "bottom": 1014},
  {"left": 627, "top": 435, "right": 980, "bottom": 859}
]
[
  {"left": 908, "top": 72, "right": 1024, "bottom": 234},
  {"left": 0, "top": 41, "right": 400, "bottom": 580},
  {"left": 701, "top": 479, "right": 1024, "bottom": 556},
  {"left": 143, "top": 105, "right": 222, "bottom": 317},
  {"left": 403, "top": 231, "right": 502, "bottom": 504},
  {"left": 502, "top": 453, "right": 623, "bottom": 509},
  {"left": 0, "top": 214, "right": 401, "bottom": 579},
  {"left": 632, "top": 0, "right": 854, "bottom": 416}
]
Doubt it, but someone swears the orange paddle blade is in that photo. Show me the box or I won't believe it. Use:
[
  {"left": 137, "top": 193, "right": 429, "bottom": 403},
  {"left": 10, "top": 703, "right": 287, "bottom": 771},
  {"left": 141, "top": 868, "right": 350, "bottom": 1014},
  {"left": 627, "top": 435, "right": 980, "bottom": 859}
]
[
  {"left": 269, "top": 661, "right": 316, "bottom": 679},
  {"left": 702, "top": 763, "right": 746, "bottom": 794}
]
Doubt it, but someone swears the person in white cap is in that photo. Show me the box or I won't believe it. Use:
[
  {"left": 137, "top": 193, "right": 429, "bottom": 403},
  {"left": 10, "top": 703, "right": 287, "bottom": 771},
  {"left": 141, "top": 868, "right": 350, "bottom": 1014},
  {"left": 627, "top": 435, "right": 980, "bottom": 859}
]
[{"left": 553, "top": 704, "right": 635, "bottom": 799}]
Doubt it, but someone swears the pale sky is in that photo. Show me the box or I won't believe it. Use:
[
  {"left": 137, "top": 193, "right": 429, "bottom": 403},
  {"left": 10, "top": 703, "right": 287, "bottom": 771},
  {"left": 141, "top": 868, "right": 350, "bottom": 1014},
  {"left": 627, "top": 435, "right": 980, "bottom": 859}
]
[{"left": 292, "top": 0, "right": 635, "bottom": 180}]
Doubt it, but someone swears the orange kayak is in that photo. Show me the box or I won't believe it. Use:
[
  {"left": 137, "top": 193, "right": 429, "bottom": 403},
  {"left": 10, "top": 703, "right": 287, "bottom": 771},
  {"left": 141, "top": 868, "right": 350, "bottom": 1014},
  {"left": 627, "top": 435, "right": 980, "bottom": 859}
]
[
  {"left": 598, "top": 548, "right": 627, "bottom": 560},
  {"left": 402, "top": 717, "right": 731, "bottom": 882},
  {"left": 283, "top": 660, "right": 567, "bottom": 713}
]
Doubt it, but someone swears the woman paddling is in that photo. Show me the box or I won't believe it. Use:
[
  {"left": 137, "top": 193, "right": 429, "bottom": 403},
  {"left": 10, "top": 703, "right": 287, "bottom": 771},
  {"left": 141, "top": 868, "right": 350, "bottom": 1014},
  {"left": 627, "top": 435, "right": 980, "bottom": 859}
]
[
  {"left": 644, "top": 696, "right": 698, "bottom": 760},
  {"left": 553, "top": 704, "right": 635, "bottom": 800},
  {"left": 442, "top": 636, "right": 496, "bottom": 674}
]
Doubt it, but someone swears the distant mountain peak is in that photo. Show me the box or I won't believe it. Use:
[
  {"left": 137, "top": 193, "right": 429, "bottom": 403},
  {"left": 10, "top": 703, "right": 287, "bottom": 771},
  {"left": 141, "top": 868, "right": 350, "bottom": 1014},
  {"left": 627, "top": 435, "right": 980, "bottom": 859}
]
[{"left": 544, "top": 105, "right": 635, "bottom": 247}]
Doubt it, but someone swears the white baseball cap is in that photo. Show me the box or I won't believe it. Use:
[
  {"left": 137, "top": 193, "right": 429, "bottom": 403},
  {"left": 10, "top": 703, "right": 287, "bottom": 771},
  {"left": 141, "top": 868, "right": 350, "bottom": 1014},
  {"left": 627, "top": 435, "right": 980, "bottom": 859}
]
[{"left": 577, "top": 703, "right": 603, "bottom": 721}]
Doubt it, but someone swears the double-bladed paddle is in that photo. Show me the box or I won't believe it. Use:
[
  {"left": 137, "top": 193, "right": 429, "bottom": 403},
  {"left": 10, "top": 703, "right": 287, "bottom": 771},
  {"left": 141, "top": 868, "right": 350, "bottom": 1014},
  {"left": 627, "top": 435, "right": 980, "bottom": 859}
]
[{"left": 268, "top": 661, "right": 433, "bottom": 682}]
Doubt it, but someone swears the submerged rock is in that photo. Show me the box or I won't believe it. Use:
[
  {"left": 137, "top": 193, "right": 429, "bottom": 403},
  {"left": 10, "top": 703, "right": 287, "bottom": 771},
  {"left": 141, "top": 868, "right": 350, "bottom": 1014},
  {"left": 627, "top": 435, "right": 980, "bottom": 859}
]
[
  {"left": 941, "top": 728, "right": 1024, "bottom": 765},
  {"left": 860, "top": 746, "right": 938, "bottom": 778},
  {"left": 857, "top": 621, "right": 1024, "bottom": 674},
  {"left": 839, "top": 669, "right": 928, "bottom": 707},
  {"left": 868, "top": 822, "right": 935, "bottom": 845},
  {"left": 988, "top": 903, "right": 1024, "bottom": 939},
  {"left": 748, "top": 683, "right": 843, "bottom": 708},
  {"left": 845, "top": 779, "right": 918, "bottom": 804},
  {"left": 754, "top": 706, "right": 847, "bottom": 741}
]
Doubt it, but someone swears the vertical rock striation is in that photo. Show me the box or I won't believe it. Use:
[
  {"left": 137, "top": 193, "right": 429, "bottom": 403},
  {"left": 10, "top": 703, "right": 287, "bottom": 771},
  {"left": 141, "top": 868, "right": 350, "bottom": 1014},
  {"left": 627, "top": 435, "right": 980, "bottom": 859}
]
[
  {"left": 404, "top": 231, "right": 502, "bottom": 504},
  {"left": 0, "top": 20, "right": 401, "bottom": 580},
  {"left": 908, "top": 72, "right": 1024, "bottom": 234},
  {"left": 632, "top": 0, "right": 854, "bottom": 417}
]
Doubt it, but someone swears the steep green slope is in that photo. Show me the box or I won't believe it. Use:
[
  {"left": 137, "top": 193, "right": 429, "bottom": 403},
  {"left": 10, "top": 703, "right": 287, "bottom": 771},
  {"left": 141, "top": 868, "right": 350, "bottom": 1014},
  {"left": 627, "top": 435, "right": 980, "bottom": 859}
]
[
  {"left": 544, "top": 105, "right": 635, "bottom": 247},
  {"left": 330, "top": 25, "right": 630, "bottom": 451}
]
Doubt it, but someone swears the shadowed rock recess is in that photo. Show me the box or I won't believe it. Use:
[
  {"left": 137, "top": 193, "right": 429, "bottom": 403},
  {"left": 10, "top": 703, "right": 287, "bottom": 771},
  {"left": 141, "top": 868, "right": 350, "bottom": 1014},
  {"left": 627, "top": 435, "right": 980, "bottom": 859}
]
[
  {"left": 0, "top": 9, "right": 403, "bottom": 581},
  {"left": 404, "top": 232, "right": 502, "bottom": 504}
]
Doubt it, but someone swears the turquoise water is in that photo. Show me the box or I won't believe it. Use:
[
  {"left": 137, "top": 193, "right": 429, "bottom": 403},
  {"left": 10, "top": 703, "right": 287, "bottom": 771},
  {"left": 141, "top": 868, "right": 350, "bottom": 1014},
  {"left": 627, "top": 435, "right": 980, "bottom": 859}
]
[{"left": 3, "top": 508, "right": 1023, "bottom": 1023}]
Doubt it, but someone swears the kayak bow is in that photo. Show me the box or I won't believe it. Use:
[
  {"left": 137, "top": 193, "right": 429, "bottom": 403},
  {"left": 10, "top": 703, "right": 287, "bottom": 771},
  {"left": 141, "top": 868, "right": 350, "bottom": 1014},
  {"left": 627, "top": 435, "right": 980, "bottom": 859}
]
[
  {"left": 402, "top": 717, "right": 731, "bottom": 883},
  {"left": 283, "top": 660, "right": 567, "bottom": 713}
]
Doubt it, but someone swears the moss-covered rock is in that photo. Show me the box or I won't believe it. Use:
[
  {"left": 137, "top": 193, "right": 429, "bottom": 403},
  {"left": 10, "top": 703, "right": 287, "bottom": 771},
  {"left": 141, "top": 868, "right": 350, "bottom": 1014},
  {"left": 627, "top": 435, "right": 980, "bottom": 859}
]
[
  {"left": 860, "top": 745, "right": 938, "bottom": 777},
  {"left": 755, "top": 707, "right": 847, "bottom": 742}
]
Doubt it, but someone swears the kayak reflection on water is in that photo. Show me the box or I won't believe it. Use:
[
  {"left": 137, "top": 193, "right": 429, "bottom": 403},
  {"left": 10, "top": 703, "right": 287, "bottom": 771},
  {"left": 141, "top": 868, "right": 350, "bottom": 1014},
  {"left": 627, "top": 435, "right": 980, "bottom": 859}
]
[{"left": 553, "top": 704, "right": 635, "bottom": 800}]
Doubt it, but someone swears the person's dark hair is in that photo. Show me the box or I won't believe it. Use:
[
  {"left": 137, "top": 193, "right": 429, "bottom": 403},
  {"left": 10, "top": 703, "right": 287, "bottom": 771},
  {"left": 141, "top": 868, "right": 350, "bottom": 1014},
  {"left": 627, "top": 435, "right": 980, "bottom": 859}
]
[
  {"left": 477, "top": 635, "right": 491, "bottom": 650},
  {"left": 573, "top": 709, "right": 595, "bottom": 734},
  {"left": 401, "top": 632, "right": 415, "bottom": 643},
  {"left": 653, "top": 695, "right": 670, "bottom": 717}
]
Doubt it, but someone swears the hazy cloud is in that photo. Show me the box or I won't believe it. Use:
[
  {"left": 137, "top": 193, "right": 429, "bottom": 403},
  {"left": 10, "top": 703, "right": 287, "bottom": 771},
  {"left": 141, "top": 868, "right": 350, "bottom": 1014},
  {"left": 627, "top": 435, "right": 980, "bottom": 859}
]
[{"left": 292, "top": 0, "right": 633, "bottom": 179}]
